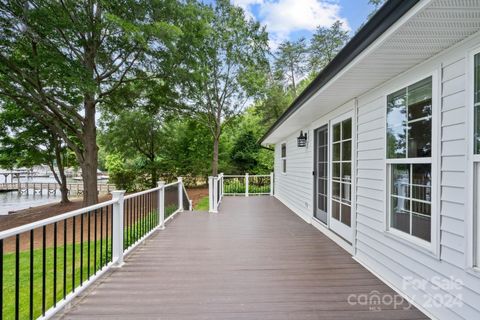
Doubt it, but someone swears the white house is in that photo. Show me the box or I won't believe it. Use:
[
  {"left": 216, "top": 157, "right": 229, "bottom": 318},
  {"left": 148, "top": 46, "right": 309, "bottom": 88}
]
[{"left": 260, "top": 1, "right": 480, "bottom": 319}]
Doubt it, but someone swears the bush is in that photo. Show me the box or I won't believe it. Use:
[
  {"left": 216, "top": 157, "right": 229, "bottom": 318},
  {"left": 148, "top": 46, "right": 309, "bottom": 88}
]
[{"left": 105, "top": 154, "right": 137, "bottom": 191}]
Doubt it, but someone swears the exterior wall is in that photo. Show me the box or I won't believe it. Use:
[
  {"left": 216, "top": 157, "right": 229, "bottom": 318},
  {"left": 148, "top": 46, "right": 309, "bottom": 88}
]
[
  {"left": 274, "top": 131, "right": 313, "bottom": 223},
  {"left": 273, "top": 32, "right": 480, "bottom": 320}
]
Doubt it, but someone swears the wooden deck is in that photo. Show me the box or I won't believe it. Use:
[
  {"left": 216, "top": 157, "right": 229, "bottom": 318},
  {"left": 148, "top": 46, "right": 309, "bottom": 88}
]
[{"left": 55, "top": 196, "right": 427, "bottom": 320}]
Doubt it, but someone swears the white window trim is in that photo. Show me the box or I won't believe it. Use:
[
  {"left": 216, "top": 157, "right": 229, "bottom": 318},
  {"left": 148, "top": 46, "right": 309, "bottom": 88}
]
[
  {"left": 466, "top": 45, "right": 480, "bottom": 273},
  {"left": 280, "top": 142, "right": 287, "bottom": 174},
  {"left": 383, "top": 70, "right": 440, "bottom": 256}
]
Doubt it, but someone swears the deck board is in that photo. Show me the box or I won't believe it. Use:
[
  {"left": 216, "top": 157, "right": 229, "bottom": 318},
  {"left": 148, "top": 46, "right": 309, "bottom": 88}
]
[{"left": 56, "top": 196, "right": 427, "bottom": 320}]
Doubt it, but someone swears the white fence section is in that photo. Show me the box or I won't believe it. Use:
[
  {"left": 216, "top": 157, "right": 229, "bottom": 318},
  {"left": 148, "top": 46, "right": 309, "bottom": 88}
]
[
  {"left": 0, "top": 177, "right": 191, "bottom": 320},
  {"left": 208, "top": 173, "right": 273, "bottom": 213}
]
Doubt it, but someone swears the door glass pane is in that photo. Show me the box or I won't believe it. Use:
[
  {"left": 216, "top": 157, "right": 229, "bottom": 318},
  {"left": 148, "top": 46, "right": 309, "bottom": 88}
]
[
  {"left": 342, "top": 141, "right": 351, "bottom": 161},
  {"left": 341, "top": 162, "right": 351, "bottom": 182},
  {"left": 333, "top": 123, "right": 341, "bottom": 142},
  {"left": 332, "top": 163, "right": 340, "bottom": 180},
  {"left": 332, "top": 182, "right": 341, "bottom": 201},
  {"left": 315, "top": 125, "right": 328, "bottom": 223},
  {"left": 475, "top": 53, "right": 480, "bottom": 154},
  {"left": 342, "top": 119, "right": 352, "bottom": 140},
  {"left": 332, "top": 200, "right": 340, "bottom": 220},
  {"left": 341, "top": 183, "right": 351, "bottom": 204},
  {"left": 333, "top": 143, "right": 340, "bottom": 161},
  {"left": 341, "top": 204, "right": 351, "bottom": 227}
]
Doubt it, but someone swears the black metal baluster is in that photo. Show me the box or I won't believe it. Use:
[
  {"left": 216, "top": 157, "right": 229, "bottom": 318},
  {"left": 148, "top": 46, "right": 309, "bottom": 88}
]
[
  {"left": 0, "top": 239, "right": 3, "bottom": 320},
  {"left": 53, "top": 222, "right": 57, "bottom": 307},
  {"left": 63, "top": 220, "right": 67, "bottom": 299},
  {"left": 100, "top": 207, "right": 103, "bottom": 268},
  {"left": 129, "top": 198, "right": 133, "bottom": 246},
  {"left": 142, "top": 194, "right": 145, "bottom": 236},
  {"left": 80, "top": 213, "right": 84, "bottom": 284},
  {"left": 87, "top": 211, "right": 91, "bottom": 279},
  {"left": 29, "top": 230, "right": 33, "bottom": 320},
  {"left": 42, "top": 226, "right": 46, "bottom": 316},
  {"left": 15, "top": 234, "right": 20, "bottom": 320},
  {"left": 71, "top": 216, "right": 75, "bottom": 291},
  {"left": 94, "top": 209, "right": 97, "bottom": 273}
]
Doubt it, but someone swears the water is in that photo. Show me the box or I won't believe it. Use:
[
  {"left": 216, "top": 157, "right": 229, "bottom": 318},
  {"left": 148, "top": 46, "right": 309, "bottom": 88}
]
[
  {"left": 0, "top": 191, "right": 68, "bottom": 215},
  {"left": 0, "top": 176, "right": 80, "bottom": 215}
]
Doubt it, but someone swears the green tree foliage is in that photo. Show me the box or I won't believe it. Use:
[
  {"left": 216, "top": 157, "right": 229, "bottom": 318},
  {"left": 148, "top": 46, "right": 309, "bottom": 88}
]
[
  {"left": 186, "top": 0, "right": 269, "bottom": 176},
  {"left": 230, "top": 131, "right": 259, "bottom": 174},
  {"left": 100, "top": 108, "right": 164, "bottom": 189},
  {"left": 104, "top": 154, "right": 136, "bottom": 192},
  {"left": 274, "top": 38, "right": 309, "bottom": 95},
  {"left": 0, "top": 0, "right": 187, "bottom": 205},
  {"left": 309, "top": 21, "right": 349, "bottom": 74},
  {"left": 0, "top": 101, "right": 73, "bottom": 202}
]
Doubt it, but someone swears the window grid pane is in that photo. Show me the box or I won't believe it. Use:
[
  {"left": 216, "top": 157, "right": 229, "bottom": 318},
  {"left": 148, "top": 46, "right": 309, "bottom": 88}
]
[{"left": 390, "top": 164, "right": 431, "bottom": 242}]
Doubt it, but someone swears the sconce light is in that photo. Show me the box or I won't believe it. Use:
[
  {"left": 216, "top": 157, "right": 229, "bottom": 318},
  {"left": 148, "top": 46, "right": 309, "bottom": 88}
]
[{"left": 297, "top": 131, "right": 307, "bottom": 147}]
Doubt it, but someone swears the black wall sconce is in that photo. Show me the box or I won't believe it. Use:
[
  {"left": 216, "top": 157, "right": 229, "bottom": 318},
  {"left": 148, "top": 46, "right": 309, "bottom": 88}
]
[{"left": 297, "top": 131, "right": 307, "bottom": 147}]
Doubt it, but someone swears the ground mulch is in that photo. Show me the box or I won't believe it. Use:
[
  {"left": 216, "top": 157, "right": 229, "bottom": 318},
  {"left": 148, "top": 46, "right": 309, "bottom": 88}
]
[{"left": 0, "top": 187, "right": 208, "bottom": 253}]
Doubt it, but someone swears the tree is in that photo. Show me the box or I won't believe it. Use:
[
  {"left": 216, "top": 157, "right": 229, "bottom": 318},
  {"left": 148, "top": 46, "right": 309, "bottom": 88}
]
[
  {"left": 230, "top": 131, "right": 259, "bottom": 173},
  {"left": 187, "top": 0, "right": 269, "bottom": 176},
  {"left": 309, "top": 21, "right": 349, "bottom": 74},
  {"left": 0, "top": 0, "right": 184, "bottom": 205},
  {"left": 0, "top": 101, "right": 72, "bottom": 203},
  {"left": 99, "top": 108, "right": 164, "bottom": 189},
  {"left": 274, "top": 38, "right": 309, "bottom": 96}
]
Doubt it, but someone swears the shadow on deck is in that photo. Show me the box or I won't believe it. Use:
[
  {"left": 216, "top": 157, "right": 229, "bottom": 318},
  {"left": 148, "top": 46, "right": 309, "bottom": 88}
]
[{"left": 55, "top": 196, "right": 427, "bottom": 320}]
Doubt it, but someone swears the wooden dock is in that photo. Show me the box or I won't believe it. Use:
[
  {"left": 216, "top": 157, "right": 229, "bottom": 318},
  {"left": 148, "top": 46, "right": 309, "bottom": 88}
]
[
  {"left": 55, "top": 196, "right": 427, "bottom": 320},
  {"left": 0, "top": 182, "right": 115, "bottom": 195}
]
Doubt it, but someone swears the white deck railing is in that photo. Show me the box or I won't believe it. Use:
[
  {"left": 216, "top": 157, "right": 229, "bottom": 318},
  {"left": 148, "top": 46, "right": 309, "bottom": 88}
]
[
  {"left": 0, "top": 177, "right": 191, "bottom": 320},
  {"left": 208, "top": 173, "right": 273, "bottom": 213}
]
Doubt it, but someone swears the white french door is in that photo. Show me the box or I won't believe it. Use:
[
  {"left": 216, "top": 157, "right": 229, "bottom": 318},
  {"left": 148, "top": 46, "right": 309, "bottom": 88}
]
[{"left": 329, "top": 111, "right": 354, "bottom": 243}]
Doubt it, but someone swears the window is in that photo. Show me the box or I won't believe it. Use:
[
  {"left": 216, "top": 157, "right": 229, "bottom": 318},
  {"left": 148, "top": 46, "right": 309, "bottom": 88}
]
[
  {"left": 387, "top": 76, "right": 433, "bottom": 243},
  {"left": 281, "top": 143, "right": 286, "bottom": 173}
]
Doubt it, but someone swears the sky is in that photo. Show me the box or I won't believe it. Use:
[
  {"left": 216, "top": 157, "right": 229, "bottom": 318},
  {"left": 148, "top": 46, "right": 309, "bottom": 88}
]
[{"left": 221, "top": 0, "right": 375, "bottom": 49}]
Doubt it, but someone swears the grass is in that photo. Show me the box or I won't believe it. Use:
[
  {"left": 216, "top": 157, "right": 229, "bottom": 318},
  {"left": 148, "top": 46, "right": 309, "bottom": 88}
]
[
  {"left": 194, "top": 196, "right": 209, "bottom": 211},
  {"left": 2, "top": 209, "right": 161, "bottom": 320},
  {"left": 223, "top": 182, "right": 270, "bottom": 194}
]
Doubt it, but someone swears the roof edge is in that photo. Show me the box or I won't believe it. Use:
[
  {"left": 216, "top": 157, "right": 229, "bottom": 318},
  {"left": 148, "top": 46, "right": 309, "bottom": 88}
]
[{"left": 259, "top": 0, "right": 420, "bottom": 145}]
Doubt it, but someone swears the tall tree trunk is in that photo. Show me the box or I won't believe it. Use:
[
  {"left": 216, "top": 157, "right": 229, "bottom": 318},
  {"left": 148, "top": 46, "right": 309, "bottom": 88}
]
[
  {"left": 53, "top": 138, "right": 70, "bottom": 204},
  {"left": 212, "top": 131, "right": 220, "bottom": 177},
  {"left": 150, "top": 156, "right": 157, "bottom": 188},
  {"left": 82, "top": 98, "right": 99, "bottom": 206}
]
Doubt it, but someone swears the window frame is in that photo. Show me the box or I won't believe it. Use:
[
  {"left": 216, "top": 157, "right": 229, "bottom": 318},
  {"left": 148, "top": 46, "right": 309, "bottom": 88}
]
[
  {"left": 384, "top": 71, "right": 439, "bottom": 254},
  {"left": 467, "top": 45, "right": 480, "bottom": 272},
  {"left": 281, "top": 142, "right": 287, "bottom": 174}
]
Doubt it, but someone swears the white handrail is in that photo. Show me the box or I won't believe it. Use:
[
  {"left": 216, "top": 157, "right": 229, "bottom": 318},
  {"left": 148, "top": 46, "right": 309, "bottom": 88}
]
[
  {"left": 0, "top": 198, "right": 118, "bottom": 240},
  {"left": 124, "top": 186, "right": 161, "bottom": 200}
]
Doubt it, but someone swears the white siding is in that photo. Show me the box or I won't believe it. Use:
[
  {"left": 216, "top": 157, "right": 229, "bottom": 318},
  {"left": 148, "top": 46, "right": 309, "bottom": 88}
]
[
  {"left": 272, "top": 31, "right": 480, "bottom": 320},
  {"left": 274, "top": 134, "right": 313, "bottom": 223}
]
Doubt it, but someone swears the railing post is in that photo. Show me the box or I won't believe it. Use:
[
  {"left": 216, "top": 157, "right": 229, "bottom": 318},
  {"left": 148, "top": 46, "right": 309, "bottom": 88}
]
[
  {"left": 245, "top": 173, "right": 249, "bottom": 197},
  {"left": 111, "top": 190, "right": 125, "bottom": 268},
  {"left": 208, "top": 176, "right": 218, "bottom": 213},
  {"left": 157, "top": 181, "right": 165, "bottom": 230},
  {"left": 178, "top": 177, "right": 184, "bottom": 212},
  {"left": 189, "top": 199, "right": 193, "bottom": 211},
  {"left": 270, "top": 172, "right": 274, "bottom": 196}
]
